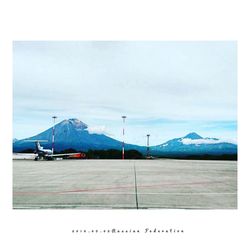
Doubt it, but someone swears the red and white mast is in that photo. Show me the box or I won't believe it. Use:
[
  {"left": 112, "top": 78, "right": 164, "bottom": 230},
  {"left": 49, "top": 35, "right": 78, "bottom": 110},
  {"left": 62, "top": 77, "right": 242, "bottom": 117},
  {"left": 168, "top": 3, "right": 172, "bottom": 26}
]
[
  {"left": 121, "top": 116, "right": 127, "bottom": 160},
  {"left": 147, "top": 134, "right": 150, "bottom": 158},
  {"left": 52, "top": 116, "right": 57, "bottom": 154}
]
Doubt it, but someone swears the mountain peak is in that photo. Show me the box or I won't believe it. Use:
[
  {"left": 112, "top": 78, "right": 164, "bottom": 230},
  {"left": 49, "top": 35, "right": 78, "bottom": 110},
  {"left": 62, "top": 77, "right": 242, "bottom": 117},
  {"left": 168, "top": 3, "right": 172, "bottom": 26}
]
[
  {"left": 59, "top": 118, "right": 88, "bottom": 130},
  {"left": 183, "top": 132, "right": 202, "bottom": 139}
]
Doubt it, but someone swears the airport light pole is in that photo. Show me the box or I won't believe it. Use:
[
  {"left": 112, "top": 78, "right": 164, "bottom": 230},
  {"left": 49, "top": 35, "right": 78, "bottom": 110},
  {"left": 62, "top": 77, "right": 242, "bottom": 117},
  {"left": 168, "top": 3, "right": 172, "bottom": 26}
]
[
  {"left": 147, "top": 134, "right": 150, "bottom": 158},
  {"left": 52, "top": 116, "right": 57, "bottom": 154},
  {"left": 122, "top": 116, "right": 127, "bottom": 160}
]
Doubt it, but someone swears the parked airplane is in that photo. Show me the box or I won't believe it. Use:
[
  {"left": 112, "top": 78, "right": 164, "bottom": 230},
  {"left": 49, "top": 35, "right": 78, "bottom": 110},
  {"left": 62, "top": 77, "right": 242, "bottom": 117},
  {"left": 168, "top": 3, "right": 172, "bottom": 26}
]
[{"left": 27, "top": 140, "right": 85, "bottom": 161}]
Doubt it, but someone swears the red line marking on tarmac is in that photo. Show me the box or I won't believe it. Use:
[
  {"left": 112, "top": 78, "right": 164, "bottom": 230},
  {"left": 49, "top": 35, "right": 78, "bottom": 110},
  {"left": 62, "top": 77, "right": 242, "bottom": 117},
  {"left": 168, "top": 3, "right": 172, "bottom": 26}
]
[{"left": 13, "top": 180, "right": 224, "bottom": 196}]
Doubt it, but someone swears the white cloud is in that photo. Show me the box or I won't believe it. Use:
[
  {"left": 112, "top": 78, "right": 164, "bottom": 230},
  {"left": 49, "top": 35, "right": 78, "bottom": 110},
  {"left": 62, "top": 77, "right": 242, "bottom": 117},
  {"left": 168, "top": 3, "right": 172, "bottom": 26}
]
[
  {"left": 87, "top": 125, "right": 111, "bottom": 136},
  {"left": 13, "top": 41, "right": 237, "bottom": 142},
  {"left": 181, "top": 138, "right": 237, "bottom": 145}
]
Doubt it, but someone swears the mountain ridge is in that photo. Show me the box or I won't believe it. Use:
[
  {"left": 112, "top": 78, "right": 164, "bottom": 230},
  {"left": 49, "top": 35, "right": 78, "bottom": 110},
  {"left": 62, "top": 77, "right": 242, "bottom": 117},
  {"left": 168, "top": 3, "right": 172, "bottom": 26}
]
[{"left": 13, "top": 118, "right": 237, "bottom": 156}]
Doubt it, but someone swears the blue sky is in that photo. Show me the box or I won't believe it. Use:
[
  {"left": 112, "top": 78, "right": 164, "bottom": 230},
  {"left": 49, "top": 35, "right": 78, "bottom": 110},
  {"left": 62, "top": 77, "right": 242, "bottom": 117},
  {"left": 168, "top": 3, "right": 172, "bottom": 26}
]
[{"left": 13, "top": 41, "right": 237, "bottom": 146}]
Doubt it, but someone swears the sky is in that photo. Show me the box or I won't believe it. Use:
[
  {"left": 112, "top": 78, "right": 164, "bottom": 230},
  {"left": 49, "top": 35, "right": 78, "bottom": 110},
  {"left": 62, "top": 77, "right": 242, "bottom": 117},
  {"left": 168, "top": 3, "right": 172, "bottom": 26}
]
[{"left": 13, "top": 41, "right": 237, "bottom": 146}]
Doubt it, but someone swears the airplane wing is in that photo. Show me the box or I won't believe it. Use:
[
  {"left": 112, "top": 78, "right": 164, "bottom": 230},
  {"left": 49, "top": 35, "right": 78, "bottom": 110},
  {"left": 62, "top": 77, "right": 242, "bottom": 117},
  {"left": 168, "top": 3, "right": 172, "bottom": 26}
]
[{"left": 51, "top": 153, "right": 80, "bottom": 157}]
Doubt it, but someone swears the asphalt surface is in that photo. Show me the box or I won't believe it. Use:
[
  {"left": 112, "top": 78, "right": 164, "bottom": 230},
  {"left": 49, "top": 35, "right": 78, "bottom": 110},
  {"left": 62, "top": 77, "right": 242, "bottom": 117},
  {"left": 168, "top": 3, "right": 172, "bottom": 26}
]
[{"left": 13, "top": 159, "right": 237, "bottom": 209}]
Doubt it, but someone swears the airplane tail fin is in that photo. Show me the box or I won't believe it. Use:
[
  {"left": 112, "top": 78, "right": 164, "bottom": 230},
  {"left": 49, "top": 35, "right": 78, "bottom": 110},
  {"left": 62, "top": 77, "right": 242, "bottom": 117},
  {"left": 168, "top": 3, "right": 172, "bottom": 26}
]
[
  {"left": 25, "top": 140, "right": 48, "bottom": 153},
  {"left": 35, "top": 141, "right": 41, "bottom": 152}
]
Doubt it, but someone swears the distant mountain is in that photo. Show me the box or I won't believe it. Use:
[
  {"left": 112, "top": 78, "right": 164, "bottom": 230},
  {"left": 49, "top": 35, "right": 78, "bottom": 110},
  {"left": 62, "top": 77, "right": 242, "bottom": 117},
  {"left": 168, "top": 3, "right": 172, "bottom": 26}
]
[
  {"left": 183, "top": 132, "right": 202, "bottom": 140},
  {"left": 151, "top": 132, "right": 237, "bottom": 156},
  {"left": 13, "top": 119, "right": 237, "bottom": 157},
  {"left": 13, "top": 118, "right": 142, "bottom": 152}
]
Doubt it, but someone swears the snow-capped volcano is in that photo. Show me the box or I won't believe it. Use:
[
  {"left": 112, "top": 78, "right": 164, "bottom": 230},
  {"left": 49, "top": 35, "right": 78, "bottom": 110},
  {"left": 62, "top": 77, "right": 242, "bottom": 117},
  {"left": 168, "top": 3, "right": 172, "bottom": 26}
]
[
  {"left": 151, "top": 132, "right": 237, "bottom": 155},
  {"left": 13, "top": 118, "right": 124, "bottom": 152}
]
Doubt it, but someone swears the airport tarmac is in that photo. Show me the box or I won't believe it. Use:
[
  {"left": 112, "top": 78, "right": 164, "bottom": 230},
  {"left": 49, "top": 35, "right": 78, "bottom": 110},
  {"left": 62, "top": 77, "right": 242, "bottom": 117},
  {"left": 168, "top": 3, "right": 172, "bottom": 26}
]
[{"left": 13, "top": 159, "right": 237, "bottom": 209}]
